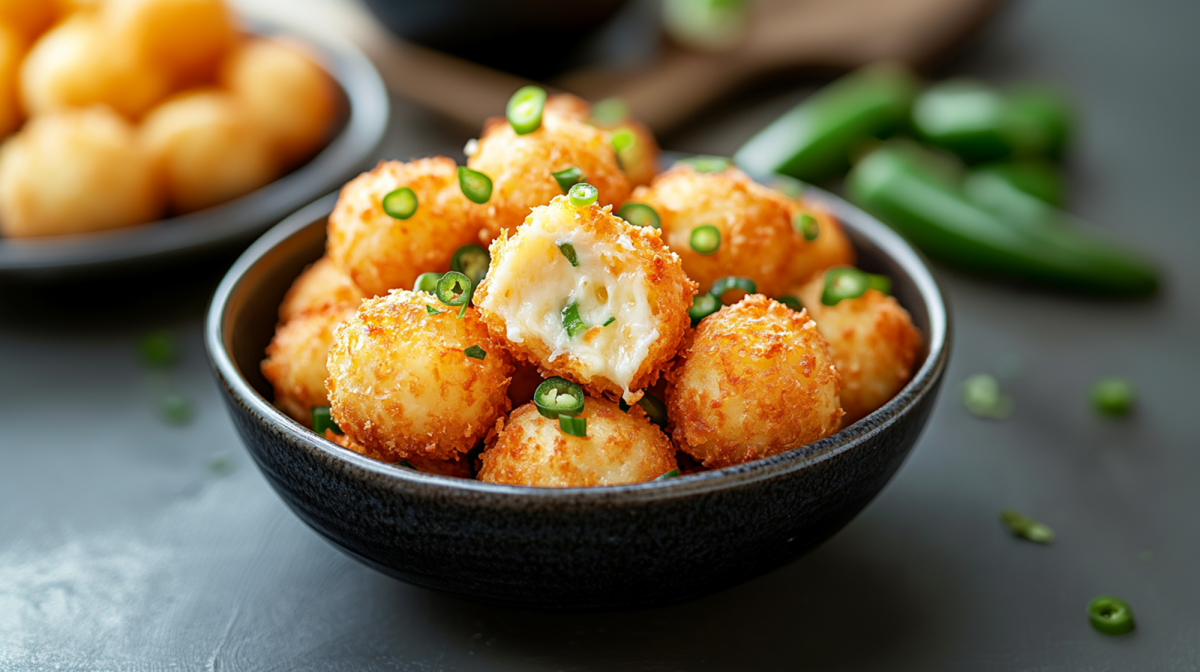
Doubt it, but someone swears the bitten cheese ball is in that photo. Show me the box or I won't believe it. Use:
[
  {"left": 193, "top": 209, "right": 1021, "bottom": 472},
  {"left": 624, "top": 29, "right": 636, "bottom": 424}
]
[
  {"left": 0, "top": 106, "right": 163, "bottom": 237},
  {"left": 19, "top": 15, "right": 172, "bottom": 120},
  {"left": 141, "top": 90, "right": 280, "bottom": 213},
  {"left": 325, "top": 289, "right": 514, "bottom": 462},
  {"left": 478, "top": 398, "right": 677, "bottom": 487},
  {"left": 220, "top": 37, "right": 338, "bottom": 165},
  {"left": 327, "top": 157, "right": 480, "bottom": 297},
  {"left": 630, "top": 164, "right": 796, "bottom": 297},
  {"left": 467, "top": 110, "right": 631, "bottom": 242},
  {"left": 473, "top": 194, "right": 696, "bottom": 402},
  {"left": 278, "top": 256, "right": 367, "bottom": 323},
  {"left": 667, "top": 295, "right": 843, "bottom": 469},
  {"left": 786, "top": 200, "right": 856, "bottom": 287},
  {"left": 261, "top": 303, "right": 357, "bottom": 427},
  {"left": 103, "top": 0, "right": 236, "bottom": 86},
  {"left": 794, "top": 270, "right": 922, "bottom": 426}
]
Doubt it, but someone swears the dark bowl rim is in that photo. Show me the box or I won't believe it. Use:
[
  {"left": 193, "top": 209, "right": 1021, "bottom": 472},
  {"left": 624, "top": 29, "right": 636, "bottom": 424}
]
[
  {"left": 0, "top": 10, "right": 389, "bottom": 277},
  {"left": 206, "top": 181, "right": 950, "bottom": 504}
]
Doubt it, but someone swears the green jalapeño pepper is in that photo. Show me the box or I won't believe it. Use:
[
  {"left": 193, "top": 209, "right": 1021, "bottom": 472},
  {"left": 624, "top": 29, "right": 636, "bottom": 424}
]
[
  {"left": 968, "top": 160, "right": 1065, "bottom": 208},
  {"left": 847, "top": 142, "right": 1159, "bottom": 295},
  {"left": 734, "top": 62, "right": 918, "bottom": 183},
  {"left": 911, "top": 79, "right": 1074, "bottom": 163}
]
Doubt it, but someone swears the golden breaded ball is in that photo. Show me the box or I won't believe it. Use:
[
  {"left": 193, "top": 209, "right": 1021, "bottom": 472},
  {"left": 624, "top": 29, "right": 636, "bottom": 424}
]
[
  {"left": 325, "top": 290, "right": 514, "bottom": 462},
  {"left": 630, "top": 164, "right": 796, "bottom": 297},
  {"left": 667, "top": 294, "right": 843, "bottom": 469},
  {"left": 103, "top": 0, "right": 235, "bottom": 85},
  {"left": 261, "top": 303, "right": 358, "bottom": 427},
  {"left": 0, "top": 1, "right": 57, "bottom": 38},
  {"left": 542, "top": 94, "right": 660, "bottom": 189},
  {"left": 542, "top": 92, "right": 592, "bottom": 120},
  {"left": 326, "top": 157, "right": 479, "bottom": 297},
  {"left": 794, "top": 270, "right": 922, "bottom": 426},
  {"left": 19, "top": 15, "right": 172, "bottom": 119},
  {"left": 220, "top": 37, "right": 338, "bottom": 165},
  {"left": 787, "top": 200, "right": 856, "bottom": 287},
  {"left": 0, "top": 106, "right": 163, "bottom": 237},
  {"left": 325, "top": 430, "right": 473, "bottom": 478},
  {"left": 473, "top": 194, "right": 696, "bottom": 401},
  {"left": 141, "top": 89, "right": 280, "bottom": 213},
  {"left": 478, "top": 398, "right": 677, "bottom": 487},
  {"left": 0, "top": 24, "right": 23, "bottom": 139},
  {"left": 278, "top": 256, "right": 367, "bottom": 323},
  {"left": 467, "top": 111, "right": 631, "bottom": 242}
]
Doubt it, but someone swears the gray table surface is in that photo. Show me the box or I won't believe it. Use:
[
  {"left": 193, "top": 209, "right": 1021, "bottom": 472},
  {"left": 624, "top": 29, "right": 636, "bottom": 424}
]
[{"left": 3, "top": 0, "right": 1198, "bottom": 669}]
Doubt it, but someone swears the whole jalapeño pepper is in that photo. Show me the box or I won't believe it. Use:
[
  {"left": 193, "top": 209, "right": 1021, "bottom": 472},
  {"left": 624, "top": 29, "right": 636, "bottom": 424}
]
[{"left": 847, "top": 142, "right": 1159, "bottom": 296}]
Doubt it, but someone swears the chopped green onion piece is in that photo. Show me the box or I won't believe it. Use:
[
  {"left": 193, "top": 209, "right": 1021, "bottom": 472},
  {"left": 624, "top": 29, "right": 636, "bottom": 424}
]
[
  {"left": 689, "top": 225, "right": 721, "bottom": 254},
  {"left": 534, "top": 377, "right": 586, "bottom": 420},
  {"left": 710, "top": 276, "right": 756, "bottom": 303},
  {"left": 679, "top": 155, "right": 731, "bottom": 172},
  {"left": 1000, "top": 510, "right": 1055, "bottom": 544},
  {"left": 506, "top": 85, "right": 547, "bottom": 135},
  {"left": 777, "top": 296, "right": 803, "bottom": 311},
  {"left": 559, "top": 415, "right": 588, "bottom": 437},
  {"left": 590, "top": 97, "right": 628, "bottom": 127},
  {"left": 867, "top": 273, "right": 892, "bottom": 295},
  {"left": 552, "top": 166, "right": 587, "bottom": 193},
  {"left": 160, "top": 394, "right": 192, "bottom": 426},
  {"left": 458, "top": 166, "right": 493, "bottom": 204},
  {"left": 617, "top": 202, "right": 661, "bottom": 229},
  {"left": 961, "top": 373, "right": 1013, "bottom": 420},
  {"left": 821, "top": 267, "right": 870, "bottom": 305},
  {"left": 611, "top": 127, "right": 636, "bottom": 153},
  {"left": 464, "top": 345, "right": 486, "bottom": 360},
  {"left": 558, "top": 242, "right": 579, "bottom": 266},
  {"left": 561, "top": 301, "right": 587, "bottom": 339},
  {"left": 688, "top": 293, "right": 721, "bottom": 325},
  {"left": 425, "top": 305, "right": 442, "bottom": 315},
  {"left": 602, "top": 316, "right": 616, "bottom": 326},
  {"left": 568, "top": 182, "right": 598, "bottom": 207},
  {"left": 1090, "top": 378, "right": 1134, "bottom": 416},
  {"left": 1088, "top": 596, "right": 1135, "bottom": 635},
  {"left": 312, "top": 406, "right": 342, "bottom": 435},
  {"left": 137, "top": 330, "right": 178, "bottom": 368},
  {"left": 654, "top": 468, "right": 680, "bottom": 481},
  {"left": 207, "top": 454, "right": 234, "bottom": 475},
  {"left": 382, "top": 187, "right": 418, "bottom": 220},
  {"left": 450, "top": 243, "right": 491, "bottom": 287},
  {"left": 413, "top": 272, "right": 441, "bottom": 294},
  {"left": 457, "top": 303, "right": 468, "bottom": 319},
  {"left": 794, "top": 213, "right": 819, "bottom": 241},
  {"left": 396, "top": 460, "right": 417, "bottom": 470},
  {"left": 435, "top": 271, "right": 472, "bottom": 307}
]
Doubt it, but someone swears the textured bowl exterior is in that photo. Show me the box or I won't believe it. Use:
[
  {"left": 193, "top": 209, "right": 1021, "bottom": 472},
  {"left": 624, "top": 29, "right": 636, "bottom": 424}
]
[{"left": 206, "top": 184, "right": 950, "bottom": 610}]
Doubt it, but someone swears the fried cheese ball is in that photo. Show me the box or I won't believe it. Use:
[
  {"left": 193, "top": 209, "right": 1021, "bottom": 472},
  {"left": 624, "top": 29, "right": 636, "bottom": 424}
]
[
  {"left": 141, "top": 90, "right": 281, "bottom": 213},
  {"left": 0, "top": 24, "right": 23, "bottom": 139},
  {"left": 19, "top": 15, "right": 172, "bottom": 119},
  {"left": 787, "top": 200, "right": 856, "bottom": 287},
  {"left": 542, "top": 94, "right": 660, "bottom": 189},
  {"left": 667, "top": 295, "right": 843, "bottom": 469},
  {"left": 467, "top": 110, "right": 631, "bottom": 242},
  {"left": 473, "top": 194, "right": 696, "bottom": 402},
  {"left": 278, "top": 256, "right": 367, "bottom": 323},
  {"left": 630, "top": 164, "right": 796, "bottom": 297},
  {"left": 794, "top": 270, "right": 922, "bottom": 426},
  {"left": 326, "top": 157, "right": 479, "bottom": 297},
  {"left": 220, "top": 37, "right": 338, "bottom": 165},
  {"left": 103, "top": 0, "right": 236, "bottom": 85},
  {"left": 325, "top": 290, "right": 514, "bottom": 462},
  {"left": 0, "top": 107, "right": 163, "bottom": 237},
  {"left": 324, "top": 430, "right": 473, "bottom": 478},
  {"left": 478, "top": 398, "right": 677, "bottom": 487},
  {"left": 261, "top": 303, "right": 358, "bottom": 427}
]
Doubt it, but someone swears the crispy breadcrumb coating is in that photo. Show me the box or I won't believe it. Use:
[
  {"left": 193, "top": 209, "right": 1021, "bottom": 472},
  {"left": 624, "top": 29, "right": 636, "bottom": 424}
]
[
  {"left": 666, "top": 294, "right": 843, "bottom": 469},
  {"left": 478, "top": 398, "right": 677, "bottom": 487},
  {"left": 324, "top": 430, "right": 473, "bottom": 478},
  {"left": 325, "top": 289, "right": 513, "bottom": 462},
  {"left": 278, "top": 255, "right": 367, "bottom": 323},
  {"left": 261, "top": 302, "right": 358, "bottom": 426},
  {"left": 786, "top": 199, "right": 856, "bottom": 287}
]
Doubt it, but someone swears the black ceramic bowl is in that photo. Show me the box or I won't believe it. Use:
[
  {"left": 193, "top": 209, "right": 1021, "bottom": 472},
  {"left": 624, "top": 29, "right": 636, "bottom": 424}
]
[
  {"left": 206, "top": 185, "right": 950, "bottom": 611},
  {"left": 0, "top": 16, "right": 388, "bottom": 281}
]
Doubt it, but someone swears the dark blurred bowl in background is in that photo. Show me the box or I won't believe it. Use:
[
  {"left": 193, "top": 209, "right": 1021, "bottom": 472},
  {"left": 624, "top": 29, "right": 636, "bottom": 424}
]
[{"left": 361, "top": 0, "right": 629, "bottom": 79}]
